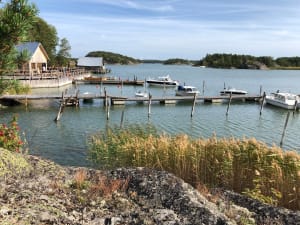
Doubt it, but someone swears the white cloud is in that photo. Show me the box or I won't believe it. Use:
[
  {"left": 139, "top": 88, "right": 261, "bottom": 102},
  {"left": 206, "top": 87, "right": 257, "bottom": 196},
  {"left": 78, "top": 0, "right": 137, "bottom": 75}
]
[{"left": 37, "top": 0, "right": 300, "bottom": 58}]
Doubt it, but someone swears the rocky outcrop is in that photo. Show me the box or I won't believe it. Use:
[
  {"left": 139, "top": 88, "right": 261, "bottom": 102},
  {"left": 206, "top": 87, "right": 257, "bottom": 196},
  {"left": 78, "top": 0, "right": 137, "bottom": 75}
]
[{"left": 0, "top": 148, "right": 299, "bottom": 224}]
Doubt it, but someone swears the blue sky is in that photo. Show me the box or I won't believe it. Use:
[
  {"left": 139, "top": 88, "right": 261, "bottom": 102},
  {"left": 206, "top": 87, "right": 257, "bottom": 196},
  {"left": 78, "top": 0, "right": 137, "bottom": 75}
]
[{"left": 20, "top": 0, "right": 300, "bottom": 59}]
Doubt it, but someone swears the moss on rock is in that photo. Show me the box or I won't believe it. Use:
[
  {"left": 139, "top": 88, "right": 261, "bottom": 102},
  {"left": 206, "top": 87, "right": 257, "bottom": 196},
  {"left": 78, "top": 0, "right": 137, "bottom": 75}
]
[{"left": 0, "top": 148, "right": 32, "bottom": 178}]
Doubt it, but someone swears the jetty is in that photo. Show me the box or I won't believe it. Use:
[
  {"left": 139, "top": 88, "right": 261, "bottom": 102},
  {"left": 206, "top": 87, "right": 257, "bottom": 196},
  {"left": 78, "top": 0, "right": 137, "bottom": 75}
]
[
  {"left": 0, "top": 93, "right": 263, "bottom": 121},
  {"left": 73, "top": 76, "right": 144, "bottom": 86},
  {"left": 0, "top": 93, "right": 262, "bottom": 105}
]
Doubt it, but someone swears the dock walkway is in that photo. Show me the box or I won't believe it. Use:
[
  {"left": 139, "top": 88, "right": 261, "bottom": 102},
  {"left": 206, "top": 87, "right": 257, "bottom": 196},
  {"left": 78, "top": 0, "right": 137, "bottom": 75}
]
[{"left": 0, "top": 94, "right": 262, "bottom": 104}]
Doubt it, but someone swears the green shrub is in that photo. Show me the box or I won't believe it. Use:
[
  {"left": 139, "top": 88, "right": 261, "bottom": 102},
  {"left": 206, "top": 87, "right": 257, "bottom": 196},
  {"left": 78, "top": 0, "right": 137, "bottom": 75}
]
[{"left": 0, "top": 116, "right": 25, "bottom": 153}]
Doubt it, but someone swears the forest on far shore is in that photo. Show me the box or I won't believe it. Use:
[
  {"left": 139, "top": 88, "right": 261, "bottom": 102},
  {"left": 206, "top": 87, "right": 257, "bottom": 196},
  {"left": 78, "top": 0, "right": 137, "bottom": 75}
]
[
  {"left": 194, "top": 53, "right": 300, "bottom": 69},
  {"left": 86, "top": 51, "right": 300, "bottom": 70}
]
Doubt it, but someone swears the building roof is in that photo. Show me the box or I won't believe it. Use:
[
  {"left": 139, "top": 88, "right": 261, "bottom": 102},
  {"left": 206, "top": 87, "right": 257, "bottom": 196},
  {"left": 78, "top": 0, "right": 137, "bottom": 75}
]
[
  {"left": 15, "top": 42, "right": 49, "bottom": 60},
  {"left": 77, "top": 57, "right": 103, "bottom": 67}
]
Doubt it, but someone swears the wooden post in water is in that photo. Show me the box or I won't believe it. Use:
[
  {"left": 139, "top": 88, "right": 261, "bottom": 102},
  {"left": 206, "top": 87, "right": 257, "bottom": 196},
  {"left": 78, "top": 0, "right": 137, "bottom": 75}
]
[
  {"left": 280, "top": 111, "right": 290, "bottom": 147},
  {"left": 293, "top": 100, "right": 298, "bottom": 115},
  {"left": 148, "top": 93, "right": 152, "bottom": 118},
  {"left": 120, "top": 110, "right": 125, "bottom": 128},
  {"left": 260, "top": 92, "right": 266, "bottom": 116},
  {"left": 104, "top": 87, "right": 107, "bottom": 108},
  {"left": 54, "top": 92, "right": 65, "bottom": 122},
  {"left": 226, "top": 92, "right": 232, "bottom": 116},
  {"left": 202, "top": 80, "right": 205, "bottom": 95},
  {"left": 25, "top": 96, "right": 28, "bottom": 108},
  {"left": 259, "top": 85, "right": 263, "bottom": 96},
  {"left": 75, "top": 89, "right": 79, "bottom": 107},
  {"left": 106, "top": 101, "right": 110, "bottom": 120},
  {"left": 191, "top": 93, "right": 197, "bottom": 117}
]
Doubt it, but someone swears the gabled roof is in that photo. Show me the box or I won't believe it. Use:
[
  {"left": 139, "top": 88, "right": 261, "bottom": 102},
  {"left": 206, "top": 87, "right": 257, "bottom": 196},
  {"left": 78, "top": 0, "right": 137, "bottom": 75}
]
[
  {"left": 77, "top": 57, "right": 103, "bottom": 67},
  {"left": 15, "top": 42, "right": 49, "bottom": 60}
]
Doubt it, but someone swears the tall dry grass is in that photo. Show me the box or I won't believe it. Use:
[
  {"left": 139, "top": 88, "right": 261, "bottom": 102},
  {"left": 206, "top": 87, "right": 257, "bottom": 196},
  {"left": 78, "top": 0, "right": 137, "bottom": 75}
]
[{"left": 88, "top": 124, "right": 300, "bottom": 210}]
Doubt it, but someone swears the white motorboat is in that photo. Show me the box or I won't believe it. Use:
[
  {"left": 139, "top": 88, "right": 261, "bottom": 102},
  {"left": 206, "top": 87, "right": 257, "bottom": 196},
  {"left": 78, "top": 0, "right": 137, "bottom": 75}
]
[
  {"left": 220, "top": 87, "right": 248, "bottom": 96},
  {"left": 146, "top": 75, "right": 179, "bottom": 87},
  {"left": 175, "top": 85, "right": 200, "bottom": 96},
  {"left": 135, "top": 90, "right": 148, "bottom": 98},
  {"left": 265, "top": 92, "right": 300, "bottom": 109}
]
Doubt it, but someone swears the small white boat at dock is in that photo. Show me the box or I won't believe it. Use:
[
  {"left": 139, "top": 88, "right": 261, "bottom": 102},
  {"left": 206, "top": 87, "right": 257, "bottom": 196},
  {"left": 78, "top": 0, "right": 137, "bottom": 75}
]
[
  {"left": 220, "top": 87, "right": 248, "bottom": 96},
  {"left": 175, "top": 85, "right": 200, "bottom": 96},
  {"left": 265, "top": 92, "right": 300, "bottom": 109},
  {"left": 135, "top": 90, "right": 148, "bottom": 98}
]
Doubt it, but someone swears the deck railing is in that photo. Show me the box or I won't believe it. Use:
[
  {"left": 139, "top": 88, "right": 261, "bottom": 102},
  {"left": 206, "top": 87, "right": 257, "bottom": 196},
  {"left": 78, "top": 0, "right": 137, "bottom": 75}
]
[{"left": 2, "top": 68, "right": 87, "bottom": 80}]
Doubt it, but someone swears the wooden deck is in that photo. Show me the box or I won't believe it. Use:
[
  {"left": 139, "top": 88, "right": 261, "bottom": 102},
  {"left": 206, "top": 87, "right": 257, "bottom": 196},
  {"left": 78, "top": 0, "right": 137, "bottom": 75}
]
[{"left": 0, "top": 93, "right": 262, "bottom": 104}]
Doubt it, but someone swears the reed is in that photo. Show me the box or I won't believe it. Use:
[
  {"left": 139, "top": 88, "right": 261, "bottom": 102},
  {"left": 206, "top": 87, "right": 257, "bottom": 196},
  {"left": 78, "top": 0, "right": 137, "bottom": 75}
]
[{"left": 88, "top": 124, "right": 300, "bottom": 210}]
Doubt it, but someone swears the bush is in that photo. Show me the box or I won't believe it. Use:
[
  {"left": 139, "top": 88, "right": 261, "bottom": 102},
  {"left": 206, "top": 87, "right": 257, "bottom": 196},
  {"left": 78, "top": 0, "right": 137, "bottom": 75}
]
[
  {"left": 0, "top": 116, "right": 25, "bottom": 152},
  {"left": 0, "top": 79, "right": 30, "bottom": 95}
]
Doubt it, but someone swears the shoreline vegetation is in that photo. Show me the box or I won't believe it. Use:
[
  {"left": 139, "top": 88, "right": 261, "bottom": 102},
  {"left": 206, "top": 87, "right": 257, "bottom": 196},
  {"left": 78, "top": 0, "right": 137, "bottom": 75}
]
[
  {"left": 88, "top": 124, "right": 300, "bottom": 211},
  {"left": 86, "top": 51, "right": 300, "bottom": 70}
]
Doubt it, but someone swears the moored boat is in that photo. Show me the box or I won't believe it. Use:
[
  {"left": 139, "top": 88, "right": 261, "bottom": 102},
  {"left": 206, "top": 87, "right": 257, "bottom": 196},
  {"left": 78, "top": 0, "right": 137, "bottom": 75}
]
[
  {"left": 175, "top": 85, "right": 200, "bottom": 96},
  {"left": 146, "top": 75, "right": 179, "bottom": 87},
  {"left": 220, "top": 87, "right": 248, "bottom": 96},
  {"left": 135, "top": 90, "right": 148, "bottom": 98},
  {"left": 265, "top": 92, "right": 300, "bottom": 109}
]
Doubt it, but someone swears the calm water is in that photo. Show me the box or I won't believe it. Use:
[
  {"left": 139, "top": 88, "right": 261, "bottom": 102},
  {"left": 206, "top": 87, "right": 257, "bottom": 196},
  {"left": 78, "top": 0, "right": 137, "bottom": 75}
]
[{"left": 1, "top": 64, "right": 300, "bottom": 167}]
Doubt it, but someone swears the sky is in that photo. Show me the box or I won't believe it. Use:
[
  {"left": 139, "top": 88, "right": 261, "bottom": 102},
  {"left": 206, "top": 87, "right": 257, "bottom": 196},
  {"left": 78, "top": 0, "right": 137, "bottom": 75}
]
[{"left": 11, "top": 0, "right": 300, "bottom": 59}]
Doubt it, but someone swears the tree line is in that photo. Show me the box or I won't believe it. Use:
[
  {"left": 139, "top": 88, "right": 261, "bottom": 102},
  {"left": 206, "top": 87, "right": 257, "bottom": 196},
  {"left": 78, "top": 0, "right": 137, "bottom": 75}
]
[
  {"left": 86, "top": 51, "right": 140, "bottom": 65},
  {"left": 195, "top": 53, "right": 300, "bottom": 69},
  {"left": 0, "top": 0, "right": 72, "bottom": 75}
]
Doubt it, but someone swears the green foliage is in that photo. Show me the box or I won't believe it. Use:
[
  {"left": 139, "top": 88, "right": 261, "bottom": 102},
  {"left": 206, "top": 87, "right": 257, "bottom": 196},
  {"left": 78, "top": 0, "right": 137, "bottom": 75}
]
[
  {"left": 16, "top": 48, "right": 30, "bottom": 69},
  {"left": 86, "top": 51, "right": 140, "bottom": 64},
  {"left": 0, "top": 0, "right": 38, "bottom": 74},
  {"left": 195, "top": 53, "right": 274, "bottom": 69},
  {"left": 0, "top": 147, "right": 31, "bottom": 178},
  {"left": 26, "top": 17, "right": 58, "bottom": 65},
  {"left": 0, "top": 116, "right": 25, "bottom": 153},
  {"left": 88, "top": 126, "right": 300, "bottom": 210},
  {"left": 276, "top": 57, "right": 300, "bottom": 68},
  {"left": 195, "top": 53, "right": 300, "bottom": 69},
  {"left": 0, "top": 79, "right": 30, "bottom": 94},
  {"left": 163, "top": 58, "right": 191, "bottom": 65},
  {"left": 55, "top": 38, "right": 71, "bottom": 67}
]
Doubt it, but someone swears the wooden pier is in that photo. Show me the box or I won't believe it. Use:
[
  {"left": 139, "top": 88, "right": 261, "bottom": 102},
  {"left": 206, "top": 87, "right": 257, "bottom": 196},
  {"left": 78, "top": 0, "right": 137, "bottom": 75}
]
[
  {"left": 0, "top": 93, "right": 262, "bottom": 105},
  {"left": 74, "top": 76, "right": 144, "bottom": 86},
  {"left": 0, "top": 93, "right": 263, "bottom": 121}
]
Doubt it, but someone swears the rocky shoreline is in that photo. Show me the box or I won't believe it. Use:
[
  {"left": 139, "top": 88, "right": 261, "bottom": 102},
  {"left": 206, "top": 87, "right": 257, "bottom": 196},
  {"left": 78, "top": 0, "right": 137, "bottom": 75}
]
[{"left": 0, "top": 148, "right": 299, "bottom": 225}]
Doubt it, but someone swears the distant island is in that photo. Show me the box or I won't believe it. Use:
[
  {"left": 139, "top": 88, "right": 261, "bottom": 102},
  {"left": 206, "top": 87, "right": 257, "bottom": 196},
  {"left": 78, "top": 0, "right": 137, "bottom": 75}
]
[
  {"left": 85, "top": 51, "right": 300, "bottom": 70},
  {"left": 86, "top": 51, "right": 140, "bottom": 65}
]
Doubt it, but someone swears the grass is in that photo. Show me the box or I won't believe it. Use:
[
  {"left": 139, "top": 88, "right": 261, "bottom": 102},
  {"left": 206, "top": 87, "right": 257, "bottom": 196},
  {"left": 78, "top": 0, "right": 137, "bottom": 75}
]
[{"left": 88, "top": 124, "right": 300, "bottom": 210}]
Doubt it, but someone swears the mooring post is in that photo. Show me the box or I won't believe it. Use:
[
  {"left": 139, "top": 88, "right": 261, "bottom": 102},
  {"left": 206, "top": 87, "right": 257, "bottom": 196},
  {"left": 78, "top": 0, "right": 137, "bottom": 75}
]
[
  {"left": 260, "top": 92, "right": 266, "bottom": 116},
  {"left": 75, "top": 89, "right": 80, "bottom": 107},
  {"left": 120, "top": 110, "right": 125, "bottom": 128},
  {"left": 259, "top": 85, "right": 263, "bottom": 96},
  {"left": 191, "top": 93, "right": 197, "bottom": 117},
  {"left": 104, "top": 87, "right": 107, "bottom": 108},
  {"left": 293, "top": 100, "right": 298, "bottom": 115},
  {"left": 54, "top": 92, "right": 65, "bottom": 122},
  {"left": 226, "top": 92, "right": 232, "bottom": 116},
  {"left": 25, "top": 96, "right": 28, "bottom": 108},
  {"left": 202, "top": 80, "right": 205, "bottom": 95},
  {"left": 280, "top": 111, "right": 291, "bottom": 147},
  {"left": 106, "top": 100, "right": 110, "bottom": 120},
  {"left": 148, "top": 93, "right": 152, "bottom": 118},
  {"left": 100, "top": 81, "right": 103, "bottom": 96}
]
